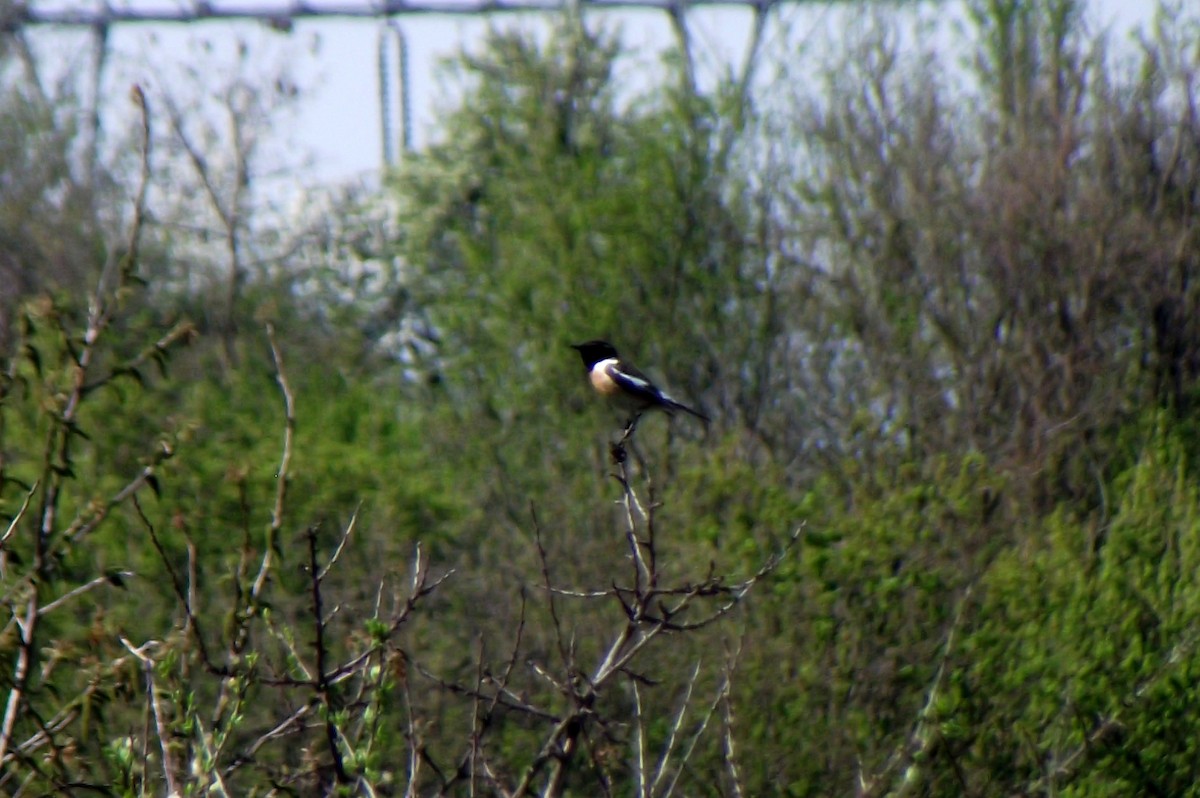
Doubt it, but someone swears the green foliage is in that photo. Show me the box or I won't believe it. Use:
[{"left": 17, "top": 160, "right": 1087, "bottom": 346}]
[
  {"left": 727, "top": 453, "right": 1006, "bottom": 795},
  {"left": 950, "top": 419, "right": 1200, "bottom": 795},
  {"left": 0, "top": 55, "right": 112, "bottom": 358},
  {"left": 393, "top": 16, "right": 757, "bottom": 432},
  {"left": 6, "top": 3, "right": 1200, "bottom": 796}
]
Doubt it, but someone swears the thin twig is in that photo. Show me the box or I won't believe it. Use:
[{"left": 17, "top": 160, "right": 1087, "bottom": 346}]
[
  {"left": 133, "top": 494, "right": 227, "bottom": 676},
  {"left": 470, "top": 636, "right": 486, "bottom": 797},
  {"left": 224, "top": 705, "right": 312, "bottom": 774},
  {"left": 649, "top": 660, "right": 702, "bottom": 797},
  {"left": 0, "top": 481, "right": 37, "bottom": 551},
  {"left": 120, "top": 637, "right": 179, "bottom": 797},
  {"left": 318, "top": 505, "right": 360, "bottom": 581},
  {"left": 37, "top": 572, "right": 133, "bottom": 616},
  {"left": 252, "top": 323, "right": 294, "bottom": 602},
  {"left": 614, "top": 470, "right": 651, "bottom": 596},
  {"left": 81, "top": 321, "right": 197, "bottom": 395},
  {"left": 532, "top": 504, "right": 571, "bottom": 674},
  {"left": 632, "top": 681, "right": 647, "bottom": 798},
  {"left": 0, "top": 81, "right": 153, "bottom": 769},
  {"left": 660, "top": 671, "right": 726, "bottom": 798},
  {"left": 402, "top": 651, "right": 422, "bottom": 798},
  {"left": 307, "top": 525, "right": 349, "bottom": 784},
  {"left": 62, "top": 454, "right": 173, "bottom": 546},
  {"left": 720, "top": 643, "right": 746, "bottom": 798}
]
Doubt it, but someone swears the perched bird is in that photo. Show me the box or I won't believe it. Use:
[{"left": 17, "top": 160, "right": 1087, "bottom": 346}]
[{"left": 571, "top": 340, "right": 708, "bottom": 432}]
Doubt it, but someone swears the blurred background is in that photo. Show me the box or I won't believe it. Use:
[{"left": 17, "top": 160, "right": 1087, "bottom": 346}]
[{"left": 3, "top": 0, "right": 1200, "bottom": 794}]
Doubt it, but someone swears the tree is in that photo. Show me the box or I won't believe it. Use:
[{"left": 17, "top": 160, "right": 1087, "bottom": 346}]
[
  {"left": 0, "top": 30, "right": 109, "bottom": 355},
  {"left": 768, "top": 0, "right": 1200, "bottom": 501}
]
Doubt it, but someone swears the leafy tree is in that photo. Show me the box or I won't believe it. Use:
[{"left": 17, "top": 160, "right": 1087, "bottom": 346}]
[
  {"left": 0, "top": 37, "right": 107, "bottom": 355},
  {"left": 769, "top": 1, "right": 1200, "bottom": 502}
]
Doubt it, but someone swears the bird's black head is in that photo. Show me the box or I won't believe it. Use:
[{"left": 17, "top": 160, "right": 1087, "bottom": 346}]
[{"left": 571, "top": 339, "right": 619, "bottom": 368}]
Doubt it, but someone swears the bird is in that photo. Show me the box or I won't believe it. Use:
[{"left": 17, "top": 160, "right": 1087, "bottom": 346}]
[{"left": 571, "top": 339, "right": 708, "bottom": 434}]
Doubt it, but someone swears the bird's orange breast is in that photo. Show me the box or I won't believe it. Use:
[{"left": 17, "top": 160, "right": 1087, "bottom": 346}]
[{"left": 589, "top": 364, "right": 621, "bottom": 396}]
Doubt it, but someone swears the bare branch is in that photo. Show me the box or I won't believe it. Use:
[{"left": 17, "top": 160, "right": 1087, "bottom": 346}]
[
  {"left": 532, "top": 505, "right": 572, "bottom": 674},
  {"left": 469, "top": 636, "right": 487, "bottom": 797},
  {"left": 134, "top": 494, "right": 228, "bottom": 676},
  {"left": 633, "top": 681, "right": 648, "bottom": 798},
  {"left": 37, "top": 572, "right": 133, "bottom": 616},
  {"left": 720, "top": 646, "right": 745, "bottom": 798},
  {"left": 613, "top": 470, "right": 651, "bottom": 594},
  {"left": 62, "top": 451, "right": 175, "bottom": 547},
  {"left": 225, "top": 705, "right": 313, "bottom": 774},
  {"left": 0, "top": 481, "right": 37, "bottom": 551},
  {"left": 306, "top": 525, "right": 349, "bottom": 785},
  {"left": 254, "top": 322, "right": 295, "bottom": 601},
  {"left": 649, "top": 659, "right": 702, "bottom": 796},
  {"left": 120, "top": 637, "right": 180, "bottom": 797},
  {"left": 659, "top": 670, "right": 724, "bottom": 798},
  {"left": 318, "top": 505, "right": 360, "bottom": 581},
  {"left": 402, "top": 652, "right": 423, "bottom": 798},
  {"left": 0, "top": 76, "right": 154, "bottom": 770}
]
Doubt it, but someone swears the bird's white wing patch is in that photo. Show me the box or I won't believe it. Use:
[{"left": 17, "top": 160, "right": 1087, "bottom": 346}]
[{"left": 609, "top": 364, "right": 655, "bottom": 395}]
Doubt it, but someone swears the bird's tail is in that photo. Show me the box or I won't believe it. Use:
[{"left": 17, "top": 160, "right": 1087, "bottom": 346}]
[{"left": 666, "top": 398, "right": 709, "bottom": 423}]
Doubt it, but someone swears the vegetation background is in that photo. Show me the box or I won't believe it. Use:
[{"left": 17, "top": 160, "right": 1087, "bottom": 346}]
[{"left": 3, "top": 0, "right": 1200, "bottom": 794}]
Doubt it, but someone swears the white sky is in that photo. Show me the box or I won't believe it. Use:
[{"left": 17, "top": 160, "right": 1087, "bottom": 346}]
[{"left": 24, "top": 0, "right": 1159, "bottom": 183}]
